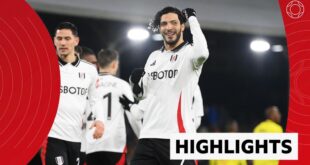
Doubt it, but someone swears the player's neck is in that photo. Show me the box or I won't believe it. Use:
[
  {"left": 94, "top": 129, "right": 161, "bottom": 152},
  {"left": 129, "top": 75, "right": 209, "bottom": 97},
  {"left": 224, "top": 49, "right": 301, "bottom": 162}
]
[
  {"left": 59, "top": 53, "right": 77, "bottom": 64},
  {"left": 99, "top": 68, "right": 114, "bottom": 75},
  {"left": 164, "top": 38, "right": 184, "bottom": 51}
]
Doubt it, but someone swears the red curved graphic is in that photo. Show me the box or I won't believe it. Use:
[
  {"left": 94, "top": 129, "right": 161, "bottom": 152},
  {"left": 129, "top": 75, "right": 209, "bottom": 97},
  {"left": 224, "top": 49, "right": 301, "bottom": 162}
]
[
  {"left": 0, "top": 0, "right": 60, "bottom": 164},
  {"left": 279, "top": 0, "right": 310, "bottom": 164}
]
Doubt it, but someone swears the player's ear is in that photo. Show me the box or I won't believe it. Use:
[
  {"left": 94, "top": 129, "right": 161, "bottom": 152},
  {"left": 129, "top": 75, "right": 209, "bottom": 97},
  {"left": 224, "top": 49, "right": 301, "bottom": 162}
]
[
  {"left": 74, "top": 36, "right": 80, "bottom": 46},
  {"left": 115, "top": 60, "right": 119, "bottom": 70},
  {"left": 111, "top": 60, "right": 117, "bottom": 69},
  {"left": 181, "top": 23, "right": 185, "bottom": 32},
  {"left": 53, "top": 37, "right": 57, "bottom": 46}
]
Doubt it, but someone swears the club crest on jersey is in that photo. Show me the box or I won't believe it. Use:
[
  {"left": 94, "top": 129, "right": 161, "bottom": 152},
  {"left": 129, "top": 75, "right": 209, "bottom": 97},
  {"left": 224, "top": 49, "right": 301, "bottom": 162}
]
[
  {"left": 55, "top": 156, "right": 64, "bottom": 165},
  {"left": 78, "top": 72, "right": 86, "bottom": 79},
  {"left": 170, "top": 54, "right": 178, "bottom": 62},
  {"left": 150, "top": 60, "right": 156, "bottom": 66}
]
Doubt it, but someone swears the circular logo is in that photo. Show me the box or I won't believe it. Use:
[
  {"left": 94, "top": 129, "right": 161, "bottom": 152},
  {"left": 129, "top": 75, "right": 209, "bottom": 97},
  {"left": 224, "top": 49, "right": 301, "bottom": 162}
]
[{"left": 286, "top": 0, "right": 305, "bottom": 19}]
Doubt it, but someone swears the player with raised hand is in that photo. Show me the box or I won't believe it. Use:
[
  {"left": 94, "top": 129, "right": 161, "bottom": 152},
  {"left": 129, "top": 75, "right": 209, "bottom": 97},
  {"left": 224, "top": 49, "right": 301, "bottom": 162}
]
[
  {"left": 85, "top": 49, "right": 141, "bottom": 165},
  {"left": 120, "top": 6, "right": 209, "bottom": 165}
]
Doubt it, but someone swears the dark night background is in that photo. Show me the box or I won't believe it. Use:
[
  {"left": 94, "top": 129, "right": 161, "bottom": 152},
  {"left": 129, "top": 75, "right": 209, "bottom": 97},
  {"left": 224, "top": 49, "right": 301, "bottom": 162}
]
[{"left": 38, "top": 12, "right": 289, "bottom": 132}]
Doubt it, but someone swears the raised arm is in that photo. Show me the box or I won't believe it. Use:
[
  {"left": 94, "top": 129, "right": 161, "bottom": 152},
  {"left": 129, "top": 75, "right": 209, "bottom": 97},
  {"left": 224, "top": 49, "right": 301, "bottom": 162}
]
[{"left": 183, "top": 8, "right": 209, "bottom": 69}]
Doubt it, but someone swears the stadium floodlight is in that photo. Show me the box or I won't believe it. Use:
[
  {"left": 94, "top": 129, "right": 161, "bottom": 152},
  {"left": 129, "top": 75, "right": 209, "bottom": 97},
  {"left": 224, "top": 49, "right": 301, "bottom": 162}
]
[
  {"left": 250, "top": 39, "right": 270, "bottom": 53},
  {"left": 271, "top": 45, "right": 284, "bottom": 52},
  {"left": 152, "top": 34, "right": 163, "bottom": 41},
  {"left": 127, "top": 27, "right": 150, "bottom": 41}
]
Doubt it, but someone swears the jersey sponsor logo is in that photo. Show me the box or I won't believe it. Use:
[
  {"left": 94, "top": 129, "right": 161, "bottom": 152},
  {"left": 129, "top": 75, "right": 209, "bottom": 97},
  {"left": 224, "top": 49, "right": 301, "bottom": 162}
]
[
  {"left": 149, "top": 69, "right": 178, "bottom": 80},
  {"left": 55, "top": 156, "right": 64, "bottom": 165},
  {"left": 60, "top": 86, "right": 88, "bottom": 95},
  {"left": 170, "top": 54, "right": 178, "bottom": 62}
]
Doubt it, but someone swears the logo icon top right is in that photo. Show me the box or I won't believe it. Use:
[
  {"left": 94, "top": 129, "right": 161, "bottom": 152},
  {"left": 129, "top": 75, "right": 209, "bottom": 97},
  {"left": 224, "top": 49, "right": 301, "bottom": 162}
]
[{"left": 286, "top": 0, "right": 305, "bottom": 19}]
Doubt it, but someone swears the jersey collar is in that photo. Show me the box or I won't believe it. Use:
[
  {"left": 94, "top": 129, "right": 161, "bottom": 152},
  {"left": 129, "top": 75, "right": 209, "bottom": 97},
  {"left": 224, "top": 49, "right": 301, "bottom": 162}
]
[
  {"left": 99, "top": 72, "right": 115, "bottom": 76},
  {"left": 161, "top": 41, "right": 189, "bottom": 52},
  {"left": 58, "top": 54, "right": 80, "bottom": 67}
]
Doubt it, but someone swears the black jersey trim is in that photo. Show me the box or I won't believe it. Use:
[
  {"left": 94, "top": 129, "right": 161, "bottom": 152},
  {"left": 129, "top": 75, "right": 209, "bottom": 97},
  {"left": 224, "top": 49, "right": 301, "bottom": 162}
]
[
  {"left": 58, "top": 54, "right": 80, "bottom": 67},
  {"left": 59, "top": 61, "right": 63, "bottom": 66},
  {"left": 58, "top": 56, "right": 66, "bottom": 66},
  {"left": 160, "top": 41, "right": 189, "bottom": 52},
  {"left": 72, "top": 55, "right": 80, "bottom": 67},
  {"left": 98, "top": 72, "right": 113, "bottom": 76}
]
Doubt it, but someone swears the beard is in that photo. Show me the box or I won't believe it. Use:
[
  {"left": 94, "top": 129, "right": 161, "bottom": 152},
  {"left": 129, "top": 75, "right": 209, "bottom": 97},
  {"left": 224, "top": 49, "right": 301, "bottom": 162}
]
[{"left": 162, "top": 30, "right": 182, "bottom": 47}]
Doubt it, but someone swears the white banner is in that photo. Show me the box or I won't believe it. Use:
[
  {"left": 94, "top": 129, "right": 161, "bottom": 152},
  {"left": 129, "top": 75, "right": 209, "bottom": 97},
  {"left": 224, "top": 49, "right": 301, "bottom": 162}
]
[{"left": 170, "top": 133, "right": 298, "bottom": 160}]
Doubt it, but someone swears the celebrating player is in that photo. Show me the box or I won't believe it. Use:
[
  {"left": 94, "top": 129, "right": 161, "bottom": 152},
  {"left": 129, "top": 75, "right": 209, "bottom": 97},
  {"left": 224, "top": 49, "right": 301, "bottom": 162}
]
[
  {"left": 45, "top": 22, "right": 104, "bottom": 165},
  {"left": 120, "top": 6, "right": 209, "bottom": 165},
  {"left": 85, "top": 49, "right": 141, "bottom": 165}
]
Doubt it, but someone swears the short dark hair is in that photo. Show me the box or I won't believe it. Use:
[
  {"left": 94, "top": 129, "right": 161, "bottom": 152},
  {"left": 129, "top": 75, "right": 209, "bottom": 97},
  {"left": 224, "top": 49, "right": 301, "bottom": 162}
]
[
  {"left": 97, "top": 49, "right": 119, "bottom": 68},
  {"left": 149, "top": 6, "right": 186, "bottom": 32},
  {"left": 54, "top": 22, "right": 78, "bottom": 37},
  {"left": 76, "top": 46, "right": 95, "bottom": 59}
]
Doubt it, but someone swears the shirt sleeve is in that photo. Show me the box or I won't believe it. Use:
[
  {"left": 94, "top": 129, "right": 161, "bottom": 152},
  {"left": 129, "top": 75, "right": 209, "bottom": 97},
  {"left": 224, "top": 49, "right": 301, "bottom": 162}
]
[
  {"left": 129, "top": 59, "right": 156, "bottom": 117},
  {"left": 139, "top": 52, "right": 155, "bottom": 100},
  {"left": 188, "top": 16, "right": 209, "bottom": 70},
  {"left": 192, "top": 86, "right": 204, "bottom": 129},
  {"left": 122, "top": 81, "right": 135, "bottom": 102},
  {"left": 125, "top": 111, "right": 142, "bottom": 137},
  {"left": 87, "top": 68, "right": 103, "bottom": 121},
  {"left": 192, "top": 86, "right": 204, "bottom": 118},
  {"left": 122, "top": 81, "right": 143, "bottom": 137},
  {"left": 130, "top": 99, "right": 147, "bottom": 120}
]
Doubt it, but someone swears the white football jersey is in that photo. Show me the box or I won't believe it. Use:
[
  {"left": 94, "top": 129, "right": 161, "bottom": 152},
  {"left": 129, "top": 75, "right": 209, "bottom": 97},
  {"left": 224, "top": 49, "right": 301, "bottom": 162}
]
[
  {"left": 133, "top": 16, "right": 209, "bottom": 139},
  {"left": 48, "top": 56, "right": 98, "bottom": 142},
  {"left": 86, "top": 74, "right": 141, "bottom": 154},
  {"left": 192, "top": 86, "right": 204, "bottom": 129},
  {"left": 80, "top": 100, "right": 91, "bottom": 152}
]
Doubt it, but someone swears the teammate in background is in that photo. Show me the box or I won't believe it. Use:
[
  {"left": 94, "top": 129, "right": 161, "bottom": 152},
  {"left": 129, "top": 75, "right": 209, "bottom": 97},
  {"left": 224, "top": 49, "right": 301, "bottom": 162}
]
[
  {"left": 76, "top": 46, "right": 97, "bottom": 165},
  {"left": 78, "top": 46, "right": 98, "bottom": 70},
  {"left": 45, "top": 22, "right": 104, "bottom": 165},
  {"left": 209, "top": 120, "right": 247, "bottom": 165},
  {"left": 253, "top": 106, "right": 283, "bottom": 165},
  {"left": 120, "top": 7, "right": 209, "bottom": 165},
  {"left": 192, "top": 86, "right": 204, "bottom": 130},
  {"left": 85, "top": 49, "right": 141, "bottom": 165}
]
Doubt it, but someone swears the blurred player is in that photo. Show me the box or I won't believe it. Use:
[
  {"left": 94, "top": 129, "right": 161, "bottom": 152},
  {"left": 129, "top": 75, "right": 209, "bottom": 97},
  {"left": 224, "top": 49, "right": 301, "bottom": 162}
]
[
  {"left": 85, "top": 49, "right": 141, "bottom": 165},
  {"left": 45, "top": 22, "right": 104, "bottom": 165},
  {"left": 209, "top": 120, "right": 247, "bottom": 165},
  {"left": 253, "top": 106, "right": 283, "bottom": 165},
  {"left": 120, "top": 6, "right": 209, "bottom": 165},
  {"left": 78, "top": 46, "right": 98, "bottom": 70},
  {"left": 76, "top": 46, "right": 97, "bottom": 165}
]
